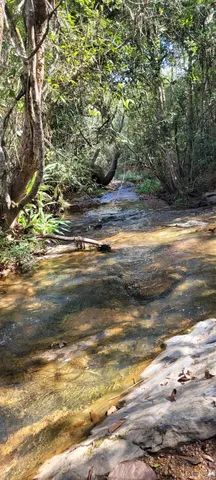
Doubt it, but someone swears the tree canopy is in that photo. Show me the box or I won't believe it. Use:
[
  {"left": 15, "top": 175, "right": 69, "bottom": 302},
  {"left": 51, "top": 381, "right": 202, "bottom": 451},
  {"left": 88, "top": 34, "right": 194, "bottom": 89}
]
[{"left": 0, "top": 0, "right": 215, "bottom": 229}]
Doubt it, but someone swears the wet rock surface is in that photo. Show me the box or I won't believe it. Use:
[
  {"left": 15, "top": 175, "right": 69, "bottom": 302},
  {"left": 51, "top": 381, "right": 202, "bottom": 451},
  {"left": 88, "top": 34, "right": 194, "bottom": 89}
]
[{"left": 36, "top": 319, "right": 216, "bottom": 480}]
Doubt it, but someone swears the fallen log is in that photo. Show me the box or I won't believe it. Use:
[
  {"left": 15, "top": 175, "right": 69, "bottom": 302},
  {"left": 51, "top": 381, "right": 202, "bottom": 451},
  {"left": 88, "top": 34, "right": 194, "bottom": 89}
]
[{"left": 38, "top": 233, "right": 111, "bottom": 252}]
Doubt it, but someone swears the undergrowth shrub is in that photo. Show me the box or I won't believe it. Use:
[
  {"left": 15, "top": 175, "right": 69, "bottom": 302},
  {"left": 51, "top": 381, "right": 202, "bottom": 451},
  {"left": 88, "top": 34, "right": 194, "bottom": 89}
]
[
  {"left": 137, "top": 178, "right": 161, "bottom": 194},
  {"left": 0, "top": 235, "right": 39, "bottom": 273}
]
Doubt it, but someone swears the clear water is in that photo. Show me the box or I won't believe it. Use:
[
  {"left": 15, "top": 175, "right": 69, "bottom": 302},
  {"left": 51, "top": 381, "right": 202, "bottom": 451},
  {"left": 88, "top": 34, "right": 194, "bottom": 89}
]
[{"left": 1, "top": 188, "right": 216, "bottom": 479}]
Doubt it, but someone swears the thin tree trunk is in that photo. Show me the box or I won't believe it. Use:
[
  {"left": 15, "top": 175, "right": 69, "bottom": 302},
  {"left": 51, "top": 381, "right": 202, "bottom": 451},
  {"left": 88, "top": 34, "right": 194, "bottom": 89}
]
[
  {"left": 186, "top": 54, "right": 194, "bottom": 183},
  {"left": 0, "top": 0, "right": 12, "bottom": 226},
  {"left": 0, "top": 0, "right": 4, "bottom": 55}
]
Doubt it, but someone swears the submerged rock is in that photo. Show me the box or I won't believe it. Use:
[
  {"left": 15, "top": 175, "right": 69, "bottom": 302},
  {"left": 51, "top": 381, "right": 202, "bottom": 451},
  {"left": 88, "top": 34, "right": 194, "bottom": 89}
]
[
  {"left": 126, "top": 271, "right": 179, "bottom": 300},
  {"left": 35, "top": 319, "right": 216, "bottom": 480}
]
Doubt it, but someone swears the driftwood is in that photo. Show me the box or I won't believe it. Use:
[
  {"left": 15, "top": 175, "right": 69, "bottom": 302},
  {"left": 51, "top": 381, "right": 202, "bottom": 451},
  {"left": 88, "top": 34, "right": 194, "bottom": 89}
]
[{"left": 39, "top": 233, "right": 111, "bottom": 252}]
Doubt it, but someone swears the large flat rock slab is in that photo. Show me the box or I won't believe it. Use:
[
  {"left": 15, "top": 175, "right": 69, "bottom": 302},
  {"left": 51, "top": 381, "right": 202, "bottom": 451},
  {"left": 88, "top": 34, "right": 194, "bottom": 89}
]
[
  {"left": 36, "top": 319, "right": 216, "bottom": 480},
  {"left": 35, "top": 439, "right": 144, "bottom": 480}
]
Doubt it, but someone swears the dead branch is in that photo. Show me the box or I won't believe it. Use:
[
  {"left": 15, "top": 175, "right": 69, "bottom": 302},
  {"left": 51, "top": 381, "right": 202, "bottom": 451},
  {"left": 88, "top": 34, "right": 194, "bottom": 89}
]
[{"left": 38, "top": 233, "right": 112, "bottom": 252}]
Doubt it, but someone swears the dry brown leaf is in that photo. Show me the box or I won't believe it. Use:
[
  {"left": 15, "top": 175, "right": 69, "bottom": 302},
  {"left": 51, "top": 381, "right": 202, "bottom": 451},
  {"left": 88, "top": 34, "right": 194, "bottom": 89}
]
[
  {"left": 168, "top": 388, "right": 177, "bottom": 402},
  {"left": 204, "top": 369, "right": 215, "bottom": 379},
  {"left": 178, "top": 374, "right": 191, "bottom": 383}
]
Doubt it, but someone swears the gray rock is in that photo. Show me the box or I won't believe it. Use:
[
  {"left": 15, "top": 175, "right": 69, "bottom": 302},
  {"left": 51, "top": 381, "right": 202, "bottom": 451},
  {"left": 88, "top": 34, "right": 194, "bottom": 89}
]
[
  {"left": 36, "top": 319, "right": 216, "bottom": 480},
  {"left": 108, "top": 460, "right": 157, "bottom": 480},
  {"left": 35, "top": 439, "right": 143, "bottom": 480}
]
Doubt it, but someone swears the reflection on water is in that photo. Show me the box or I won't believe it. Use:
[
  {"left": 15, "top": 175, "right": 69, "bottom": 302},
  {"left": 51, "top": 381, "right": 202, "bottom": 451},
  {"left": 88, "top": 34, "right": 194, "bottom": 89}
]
[{"left": 1, "top": 188, "right": 216, "bottom": 479}]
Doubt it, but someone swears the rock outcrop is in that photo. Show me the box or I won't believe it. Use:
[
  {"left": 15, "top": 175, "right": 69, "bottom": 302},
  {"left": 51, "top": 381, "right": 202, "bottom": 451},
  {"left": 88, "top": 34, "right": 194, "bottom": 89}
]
[{"left": 35, "top": 319, "right": 216, "bottom": 480}]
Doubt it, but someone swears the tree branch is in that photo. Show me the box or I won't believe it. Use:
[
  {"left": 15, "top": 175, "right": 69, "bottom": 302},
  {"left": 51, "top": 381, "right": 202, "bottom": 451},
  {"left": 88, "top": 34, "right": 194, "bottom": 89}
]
[{"left": 78, "top": 127, "right": 92, "bottom": 147}]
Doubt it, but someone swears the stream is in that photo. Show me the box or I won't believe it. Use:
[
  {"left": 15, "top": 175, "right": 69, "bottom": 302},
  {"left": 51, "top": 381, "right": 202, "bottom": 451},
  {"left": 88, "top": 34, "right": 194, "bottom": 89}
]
[{"left": 1, "top": 184, "right": 216, "bottom": 480}]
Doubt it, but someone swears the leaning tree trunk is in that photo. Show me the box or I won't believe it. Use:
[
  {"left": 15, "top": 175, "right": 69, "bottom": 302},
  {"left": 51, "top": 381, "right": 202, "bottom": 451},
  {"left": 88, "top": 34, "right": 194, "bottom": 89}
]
[
  {"left": 0, "top": 0, "right": 48, "bottom": 229},
  {"left": 92, "top": 148, "right": 121, "bottom": 186}
]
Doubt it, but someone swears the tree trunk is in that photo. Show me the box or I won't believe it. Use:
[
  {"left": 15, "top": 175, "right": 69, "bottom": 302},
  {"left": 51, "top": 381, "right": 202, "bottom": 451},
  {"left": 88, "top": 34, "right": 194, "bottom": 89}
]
[
  {"left": 0, "top": 0, "right": 48, "bottom": 230},
  {"left": 92, "top": 148, "right": 120, "bottom": 186},
  {"left": 0, "top": 0, "right": 8, "bottom": 224},
  {"left": 0, "top": 0, "right": 4, "bottom": 55}
]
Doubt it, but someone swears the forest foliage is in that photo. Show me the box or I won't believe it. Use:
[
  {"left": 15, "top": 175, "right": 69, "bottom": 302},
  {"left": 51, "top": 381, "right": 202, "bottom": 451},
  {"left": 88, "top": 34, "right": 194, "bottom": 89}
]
[{"left": 0, "top": 0, "right": 215, "bottom": 236}]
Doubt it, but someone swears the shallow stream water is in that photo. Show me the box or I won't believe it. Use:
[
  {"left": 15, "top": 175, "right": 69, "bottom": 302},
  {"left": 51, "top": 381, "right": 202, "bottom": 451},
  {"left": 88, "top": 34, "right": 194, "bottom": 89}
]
[{"left": 1, "top": 185, "right": 216, "bottom": 479}]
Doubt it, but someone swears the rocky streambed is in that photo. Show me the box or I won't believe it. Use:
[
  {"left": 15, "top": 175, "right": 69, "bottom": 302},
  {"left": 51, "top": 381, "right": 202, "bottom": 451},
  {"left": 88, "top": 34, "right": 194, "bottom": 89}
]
[{"left": 1, "top": 184, "right": 216, "bottom": 479}]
